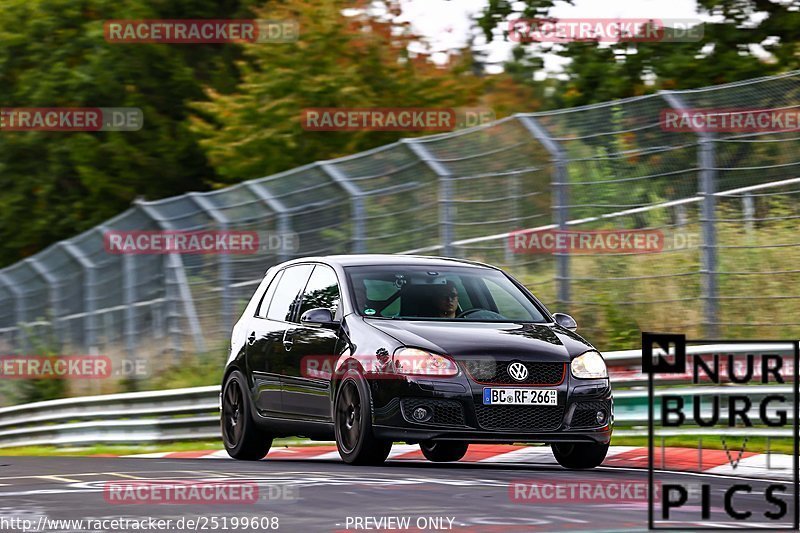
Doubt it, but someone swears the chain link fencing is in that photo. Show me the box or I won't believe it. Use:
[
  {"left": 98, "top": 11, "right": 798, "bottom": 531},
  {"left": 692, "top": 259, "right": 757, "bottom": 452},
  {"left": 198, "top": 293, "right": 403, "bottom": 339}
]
[{"left": 2, "top": 71, "right": 800, "bottom": 393}]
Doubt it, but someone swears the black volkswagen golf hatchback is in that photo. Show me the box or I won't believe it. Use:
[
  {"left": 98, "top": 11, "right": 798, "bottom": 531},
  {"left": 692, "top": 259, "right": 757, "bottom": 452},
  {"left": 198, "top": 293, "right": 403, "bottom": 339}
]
[{"left": 221, "top": 255, "right": 612, "bottom": 468}]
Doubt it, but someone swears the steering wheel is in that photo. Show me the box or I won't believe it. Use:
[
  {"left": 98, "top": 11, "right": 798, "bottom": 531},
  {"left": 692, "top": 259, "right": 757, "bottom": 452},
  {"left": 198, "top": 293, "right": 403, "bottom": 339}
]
[{"left": 457, "top": 308, "right": 504, "bottom": 320}]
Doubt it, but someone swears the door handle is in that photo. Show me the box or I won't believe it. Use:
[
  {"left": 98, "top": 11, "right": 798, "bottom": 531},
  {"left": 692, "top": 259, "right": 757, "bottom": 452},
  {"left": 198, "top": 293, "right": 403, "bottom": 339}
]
[{"left": 247, "top": 332, "right": 257, "bottom": 346}]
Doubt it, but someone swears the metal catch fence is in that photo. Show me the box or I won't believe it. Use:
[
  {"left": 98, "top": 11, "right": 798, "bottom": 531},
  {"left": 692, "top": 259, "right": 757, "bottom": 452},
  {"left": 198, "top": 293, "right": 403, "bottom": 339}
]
[{"left": 2, "top": 71, "right": 800, "bottom": 370}]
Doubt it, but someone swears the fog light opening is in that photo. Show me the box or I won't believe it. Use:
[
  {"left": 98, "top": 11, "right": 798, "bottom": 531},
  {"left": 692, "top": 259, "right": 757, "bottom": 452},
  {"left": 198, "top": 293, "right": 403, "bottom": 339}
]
[
  {"left": 412, "top": 406, "right": 432, "bottom": 422},
  {"left": 596, "top": 410, "right": 607, "bottom": 425}
]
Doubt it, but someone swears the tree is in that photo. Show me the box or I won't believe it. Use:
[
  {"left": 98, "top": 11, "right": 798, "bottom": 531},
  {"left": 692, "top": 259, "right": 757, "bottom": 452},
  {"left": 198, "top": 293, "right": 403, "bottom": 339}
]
[
  {"left": 0, "top": 0, "right": 250, "bottom": 266},
  {"left": 476, "top": 0, "right": 800, "bottom": 107},
  {"left": 192, "top": 0, "right": 486, "bottom": 185}
]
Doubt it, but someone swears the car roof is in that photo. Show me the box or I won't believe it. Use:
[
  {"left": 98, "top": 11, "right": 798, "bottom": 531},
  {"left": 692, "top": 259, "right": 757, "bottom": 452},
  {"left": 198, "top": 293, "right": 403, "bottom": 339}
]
[{"left": 276, "top": 254, "right": 496, "bottom": 270}]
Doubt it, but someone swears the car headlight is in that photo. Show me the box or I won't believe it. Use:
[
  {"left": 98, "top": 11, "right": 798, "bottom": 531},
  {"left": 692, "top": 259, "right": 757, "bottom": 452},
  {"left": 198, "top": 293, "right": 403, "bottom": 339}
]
[
  {"left": 393, "top": 348, "right": 458, "bottom": 377},
  {"left": 571, "top": 351, "right": 607, "bottom": 379}
]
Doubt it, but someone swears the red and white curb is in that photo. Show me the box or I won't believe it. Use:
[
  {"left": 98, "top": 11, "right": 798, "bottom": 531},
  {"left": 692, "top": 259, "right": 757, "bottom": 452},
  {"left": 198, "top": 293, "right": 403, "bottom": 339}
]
[{"left": 122, "top": 445, "right": 793, "bottom": 480}]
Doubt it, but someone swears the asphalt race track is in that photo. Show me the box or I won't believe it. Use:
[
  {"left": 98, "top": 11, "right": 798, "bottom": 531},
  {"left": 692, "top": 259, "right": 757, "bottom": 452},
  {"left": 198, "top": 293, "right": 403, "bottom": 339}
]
[{"left": 0, "top": 453, "right": 792, "bottom": 533}]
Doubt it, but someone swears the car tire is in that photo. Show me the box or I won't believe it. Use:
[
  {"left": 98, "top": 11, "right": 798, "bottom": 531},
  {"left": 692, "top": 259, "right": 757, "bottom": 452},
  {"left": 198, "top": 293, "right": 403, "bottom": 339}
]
[
  {"left": 420, "top": 441, "right": 469, "bottom": 462},
  {"left": 334, "top": 370, "right": 393, "bottom": 465},
  {"left": 221, "top": 370, "right": 273, "bottom": 460},
  {"left": 551, "top": 442, "right": 609, "bottom": 469}
]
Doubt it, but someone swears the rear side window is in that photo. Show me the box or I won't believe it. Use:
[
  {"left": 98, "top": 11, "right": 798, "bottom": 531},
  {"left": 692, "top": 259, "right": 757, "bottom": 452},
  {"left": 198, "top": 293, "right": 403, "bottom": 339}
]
[
  {"left": 298, "top": 265, "right": 341, "bottom": 319},
  {"left": 255, "top": 269, "right": 284, "bottom": 318},
  {"left": 266, "top": 264, "right": 313, "bottom": 323}
]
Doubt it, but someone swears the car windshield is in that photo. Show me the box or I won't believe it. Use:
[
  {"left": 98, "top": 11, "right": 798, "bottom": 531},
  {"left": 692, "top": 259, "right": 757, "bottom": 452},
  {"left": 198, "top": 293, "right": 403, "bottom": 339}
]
[{"left": 345, "top": 265, "right": 548, "bottom": 322}]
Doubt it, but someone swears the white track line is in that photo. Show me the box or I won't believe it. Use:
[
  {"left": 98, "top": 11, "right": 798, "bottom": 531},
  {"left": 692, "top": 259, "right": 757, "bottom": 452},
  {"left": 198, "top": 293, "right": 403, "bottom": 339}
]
[{"left": 477, "top": 446, "right": 556, "bottom": 464}]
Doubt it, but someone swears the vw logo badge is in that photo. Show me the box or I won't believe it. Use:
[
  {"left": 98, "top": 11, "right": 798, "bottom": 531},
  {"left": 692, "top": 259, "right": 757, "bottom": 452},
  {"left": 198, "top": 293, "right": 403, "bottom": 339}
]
[{"left": 508, "top": 362, "right": 529, "bottom": 382}]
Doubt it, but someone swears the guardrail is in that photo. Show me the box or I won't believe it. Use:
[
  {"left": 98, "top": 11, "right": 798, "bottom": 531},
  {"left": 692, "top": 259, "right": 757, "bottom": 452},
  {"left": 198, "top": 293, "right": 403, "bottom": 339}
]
[
  {"left": 0, "top": 344, "right": 793, "bottom": 448},
  {"left": 0, "top": 386, "right": 220, "bottom": 448}
]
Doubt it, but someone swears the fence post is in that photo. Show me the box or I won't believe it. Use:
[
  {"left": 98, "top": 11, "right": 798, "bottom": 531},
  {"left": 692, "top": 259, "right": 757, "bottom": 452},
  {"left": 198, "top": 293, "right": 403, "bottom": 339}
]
[
  {"left": 121, "top": 253, "right": 137, "bottom": 359},
  {"left": 700, "top": 135, "right": 719, "bottom": 338},
  {"left": 0, "top": 273, "right": 25, "bottom": 352},
  {"left": 405, "top": 139, "right": 454, "bottom": 257},
  {"left": 675, "top": 204, "right": 687, "bottom": 228},
  {"left": 135, "top": 202, "right": 207, "bottom": 355},
  {"left": 505, "top": 173, "right": 521, "bottom": 267},
  {"left": 59, "top": 241, "right": 97, "bottom": 353},
  {"left": 661, "top": 92, "right": 719, "bottom": 337},
  {"left": 743, "top": 193, "right": 755, "bottom": 234},
  {"left": 161, "top": 254, "right": 181, "bottom": 354},
  {"left": 25, "top": 257, "right": 61, "bottom": 348},
  {"left": 320, "top": 162, "right": 365, "bottom": 254},
  {"left": 188, "top": 193, "right": 234, "bottom": 336},
  {"left": 518, "top": 115, "right": 570, "bottom": 307},
  {"left": 97, "top": 223, "right": 136, "bottom": 359},
  {"left": 245, "top": 182, "right": 293, "bottom": 262}
]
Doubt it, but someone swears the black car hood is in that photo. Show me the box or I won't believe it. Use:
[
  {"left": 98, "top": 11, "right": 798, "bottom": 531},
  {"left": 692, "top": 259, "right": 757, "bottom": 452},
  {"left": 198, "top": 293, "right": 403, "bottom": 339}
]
[{"left": 363, "top": 319, "right": 594, "bottom": 362}]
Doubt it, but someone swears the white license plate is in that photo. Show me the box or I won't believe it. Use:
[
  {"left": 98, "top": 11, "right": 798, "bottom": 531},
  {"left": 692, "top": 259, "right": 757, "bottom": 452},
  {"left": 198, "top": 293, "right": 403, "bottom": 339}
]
[{"left": 482, "top": 388, "right": 558, "bottom": 406}]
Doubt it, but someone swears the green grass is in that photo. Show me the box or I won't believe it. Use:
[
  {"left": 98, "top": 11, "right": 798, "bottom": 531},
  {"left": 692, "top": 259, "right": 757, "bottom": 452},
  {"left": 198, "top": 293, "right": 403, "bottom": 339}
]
[{"left": 0, "top": 438, "right": 331, "bottom": 457}]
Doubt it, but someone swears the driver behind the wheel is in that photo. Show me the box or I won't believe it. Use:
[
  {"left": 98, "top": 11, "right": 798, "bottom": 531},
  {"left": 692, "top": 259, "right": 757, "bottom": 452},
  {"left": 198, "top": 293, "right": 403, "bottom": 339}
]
[{"left": 431, "top": 281, "right": 459, "bottom": 318}]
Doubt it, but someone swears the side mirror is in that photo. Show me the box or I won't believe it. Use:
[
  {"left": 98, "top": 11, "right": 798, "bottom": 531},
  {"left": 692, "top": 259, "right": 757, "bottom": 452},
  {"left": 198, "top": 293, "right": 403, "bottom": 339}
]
[
  {"left": 300, "top": 308, "right": 339, "bottom": 329},
  {"left": 553, "top": 312, "right": 577, "bottom": 331}
]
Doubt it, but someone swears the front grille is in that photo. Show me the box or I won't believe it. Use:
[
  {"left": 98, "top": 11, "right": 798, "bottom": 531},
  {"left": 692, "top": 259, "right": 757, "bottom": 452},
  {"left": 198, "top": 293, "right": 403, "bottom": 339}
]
[
  {"left": 571, "top": 401, "right": 610, "bottom": 428},
  {"left": 475, "top": 404, "right": 564, "bottom": 431},
  {"left": 465, "top": 360, "right": 565, "bottom": 385},
  {"left": 401, "top": 398, "right": 466, "bottom": 426}
]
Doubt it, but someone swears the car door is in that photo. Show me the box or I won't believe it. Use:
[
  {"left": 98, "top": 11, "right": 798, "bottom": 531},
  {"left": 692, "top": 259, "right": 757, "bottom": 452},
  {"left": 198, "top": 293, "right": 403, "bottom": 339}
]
[
  {"left": 280, "top": 264, "right": 342, "bottom": 420},
  {"left": 248, "top": 264, "right": 313, "bottom": 415}
]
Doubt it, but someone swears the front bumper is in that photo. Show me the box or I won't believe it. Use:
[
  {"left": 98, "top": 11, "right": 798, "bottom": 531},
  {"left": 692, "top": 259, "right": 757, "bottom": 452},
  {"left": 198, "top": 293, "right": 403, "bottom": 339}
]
[{"left": 368, "top": 370, "right": 612, "bottom": 445}]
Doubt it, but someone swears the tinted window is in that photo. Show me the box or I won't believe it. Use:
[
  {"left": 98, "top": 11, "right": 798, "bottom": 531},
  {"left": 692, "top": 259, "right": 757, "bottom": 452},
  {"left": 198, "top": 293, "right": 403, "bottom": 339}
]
[
  {"left": 255, "top": 269, "right": 284, "bottom": 318},
  {"left": 267, "top": 264, "right": 313, "bottom": 322},
  {"left": 362, "top": 279, "right": 401, "bottom": 317},
  {"left": 484, "top": 278, "right": 533, "bottom": 320},
  {"left": 298, "top": 265, "right": 341, "bottom": 319}
]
